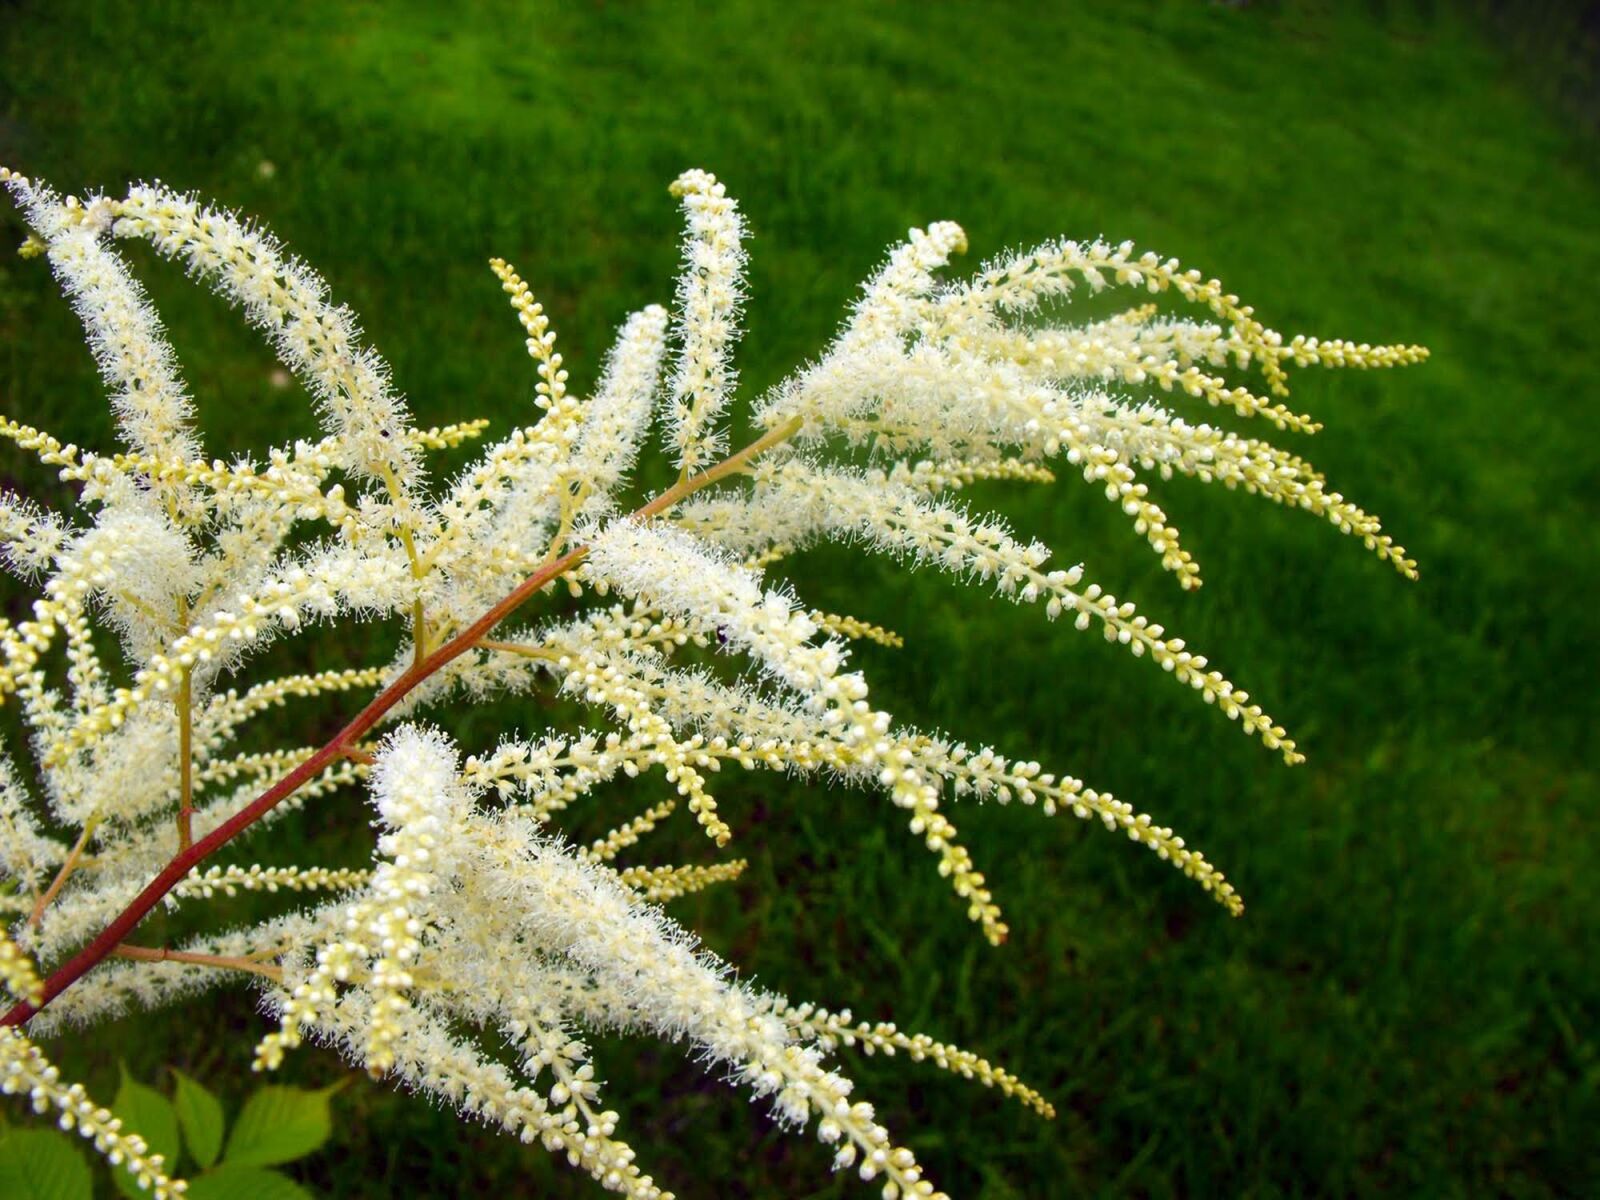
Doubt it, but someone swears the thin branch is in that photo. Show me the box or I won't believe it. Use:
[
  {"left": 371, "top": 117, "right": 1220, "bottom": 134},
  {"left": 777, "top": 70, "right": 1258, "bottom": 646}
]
[
  {"left": 27, "top": 817, "right": 98, "bottom": 929},
  {"left": 176, "top": 596, "right": 194, "bottom": 851},
  {"left": 117, "top": 590, "right": 183, "bottom": 632},
  {"left": 381, "top": 463, "right": 431, "bottom": 673},
  {"left": 479, "top": 639, "right": 562, "bottom": 662},
  {"left": 112, "top": 943, "right": 284, "bottom": 984}
]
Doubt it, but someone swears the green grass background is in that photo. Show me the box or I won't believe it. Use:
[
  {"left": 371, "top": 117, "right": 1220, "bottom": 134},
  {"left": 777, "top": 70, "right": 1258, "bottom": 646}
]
[{"left": 1, "top": 0, "right": 1596, "bottom": 1195}]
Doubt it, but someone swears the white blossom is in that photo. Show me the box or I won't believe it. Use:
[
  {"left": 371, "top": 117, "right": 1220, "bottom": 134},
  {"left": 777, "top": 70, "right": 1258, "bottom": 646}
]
[{"left": 0, "top": 164, "right": 1424, "bottom": 1198}]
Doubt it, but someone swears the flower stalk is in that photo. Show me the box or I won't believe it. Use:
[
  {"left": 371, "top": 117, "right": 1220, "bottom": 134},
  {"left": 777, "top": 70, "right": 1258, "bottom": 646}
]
[
  {"left": 1, "top": 415, "right": 801, "bottom": 1029},
  {"left": 0, "top": 164, "right": 1423, "bottom": 1199}
]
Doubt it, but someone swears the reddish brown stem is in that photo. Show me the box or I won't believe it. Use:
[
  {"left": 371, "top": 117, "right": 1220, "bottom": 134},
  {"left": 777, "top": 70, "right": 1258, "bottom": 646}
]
[
  {"left": 0, "top": 415, "right": 801, "bottom": 1029},
  {"left": 1, "top": 543, "right": 585, "bottom": 1027}
]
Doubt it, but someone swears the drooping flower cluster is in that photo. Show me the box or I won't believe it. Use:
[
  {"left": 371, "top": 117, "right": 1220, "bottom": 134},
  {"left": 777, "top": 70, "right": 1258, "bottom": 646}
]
[{"left": 0, "top": 164, "right": 1424, "bottom": 1197}]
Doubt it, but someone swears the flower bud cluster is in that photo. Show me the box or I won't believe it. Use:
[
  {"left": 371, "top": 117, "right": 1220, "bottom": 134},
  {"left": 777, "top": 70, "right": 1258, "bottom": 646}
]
[
  {"left": 169, "top": 862, "right": 371, "bottom": 903},
  {"left": 0, "top": 1029, "right": 185, "bottom": 1196}
]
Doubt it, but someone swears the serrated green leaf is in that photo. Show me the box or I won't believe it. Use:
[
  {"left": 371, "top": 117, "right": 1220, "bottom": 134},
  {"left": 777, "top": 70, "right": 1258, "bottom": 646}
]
[
  {"left": 0, "top": 1129, "right": 94, "bottom": 1200},
  {"left": 111, "top": 1065, "right": 182, "bottom": 1200},
  {"left": 222, "top": 1085, "right": 332, "bottom": 1168},
  {"left": 172, "top": 1070, "right": 226, "bottom": 1169},
  {"left": 184, "top": 1165, "right": 313, "bottom": 1200}
]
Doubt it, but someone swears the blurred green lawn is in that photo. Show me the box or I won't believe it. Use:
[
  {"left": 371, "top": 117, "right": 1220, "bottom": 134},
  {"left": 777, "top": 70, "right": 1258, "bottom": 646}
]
[{"left": 1, "top": 0, "right": 1596, "bottom": 1196}]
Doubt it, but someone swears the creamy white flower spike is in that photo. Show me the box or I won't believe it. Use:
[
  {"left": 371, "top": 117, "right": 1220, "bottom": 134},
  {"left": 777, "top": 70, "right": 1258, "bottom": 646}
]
[
  {"left": 664, "top": 170, "right": 748, "bottom": 476},
  {"left": 573, "top": 305, "right": 671, "bottom": 518},
  {"left": 0, "top": 164, "right": 1423, "bottom": 1199},
  {"left": 110, "top": 183, "right": 419, "bottom": 491},
  {"left": 586, "top": 519, "right": 849, "bottom": 705},
  {"left": 0, "top": 1030, "right": 186, "bottom": 1196},
  {"left": 1, "top": 170, "right": 201, "bottom": 470}
]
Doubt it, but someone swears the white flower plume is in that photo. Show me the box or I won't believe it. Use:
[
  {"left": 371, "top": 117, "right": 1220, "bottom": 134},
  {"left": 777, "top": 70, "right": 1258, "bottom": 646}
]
[{"left": 0, "top": 163, "right": 1424, "bottom": 1198}]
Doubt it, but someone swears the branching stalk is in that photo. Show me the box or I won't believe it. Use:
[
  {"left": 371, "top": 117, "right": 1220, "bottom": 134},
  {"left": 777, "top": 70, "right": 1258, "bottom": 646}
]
[
  {"left": 381, "top": 463, "right": 431, "bottom": 671},
  {"left": 479, "top": 640, "right": 562, "bottom": 662},
  {"left": 112, "top": 943, "right": 284, "bottom": 984},
  {"left": 0, "top": 416, "right": 801, "bottom": 1028},
  {"left": 175, "top": 597, "right": 194, "bottom": 851}
]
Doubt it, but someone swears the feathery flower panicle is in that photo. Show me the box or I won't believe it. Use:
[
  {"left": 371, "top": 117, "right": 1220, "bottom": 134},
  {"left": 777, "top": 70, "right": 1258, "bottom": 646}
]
[{"left": 0, "top": 164, "right": 1424, "bottom": 1197}]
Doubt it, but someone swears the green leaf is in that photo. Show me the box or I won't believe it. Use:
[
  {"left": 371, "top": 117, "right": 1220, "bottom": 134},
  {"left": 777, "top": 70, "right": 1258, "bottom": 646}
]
[
  {"left": 111, "top": 1065, "right": 182, "bottom": 1200},
  {"left": 223, "top": 1085, "right": 333, "bottom": 1168},
  {"left": 0, "top": 1129, "right": 94, "bottom": 1200},
  {"left": 172, "top": 1070, "right": 226, "bottom": 1169},
  {"left": 184, "top": 1165, "right": 313, "bottom": 1200}
]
